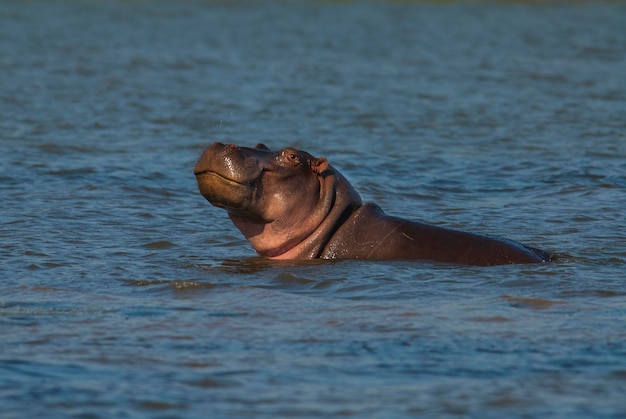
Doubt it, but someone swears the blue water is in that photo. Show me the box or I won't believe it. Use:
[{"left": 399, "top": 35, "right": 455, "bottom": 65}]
[{"left": 1, "top": 1, "right": 625, "bottom": 417}]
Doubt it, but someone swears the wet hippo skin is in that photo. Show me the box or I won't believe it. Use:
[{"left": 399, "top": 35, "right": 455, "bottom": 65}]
[{"left": 194, "top": 143, "right": 549, "bottom": 266}]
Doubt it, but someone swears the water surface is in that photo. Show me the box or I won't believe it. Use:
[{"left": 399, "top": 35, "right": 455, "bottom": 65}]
[{"left": 1, "top": 1, "right": 625, "bottom": 417}]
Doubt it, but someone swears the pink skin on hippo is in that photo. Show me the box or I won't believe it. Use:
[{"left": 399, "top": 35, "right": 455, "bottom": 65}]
[{"left": 194, "top": 143, "right": 548, "bottom": 266}]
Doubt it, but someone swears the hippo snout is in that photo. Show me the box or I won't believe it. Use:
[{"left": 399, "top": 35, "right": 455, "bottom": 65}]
[{"left": 194, "top": 142, "right": 275, "bottom": 185}]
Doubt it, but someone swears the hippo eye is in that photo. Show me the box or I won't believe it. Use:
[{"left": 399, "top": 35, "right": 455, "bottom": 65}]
[{"left": 280, "top": 149, "right": 301, "bottom": 165}]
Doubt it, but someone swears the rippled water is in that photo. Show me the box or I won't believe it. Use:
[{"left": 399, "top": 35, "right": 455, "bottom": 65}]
[{"left": 1, "top": 1, "right": 625, "bottom": 417}]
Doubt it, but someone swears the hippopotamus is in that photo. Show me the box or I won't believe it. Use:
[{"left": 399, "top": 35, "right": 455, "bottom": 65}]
[{"left": 194, "top": 143, "right": 549, "bottom": 266}]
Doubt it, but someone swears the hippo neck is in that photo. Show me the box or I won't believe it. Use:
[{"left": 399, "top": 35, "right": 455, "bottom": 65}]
[{"left": 265, "top": 168, "right": 362, "bottom": 260}]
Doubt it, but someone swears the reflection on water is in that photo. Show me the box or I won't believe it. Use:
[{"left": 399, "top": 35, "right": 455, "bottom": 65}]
[{"left": 2, "top": 0, "right": 626, "bottom": 417}]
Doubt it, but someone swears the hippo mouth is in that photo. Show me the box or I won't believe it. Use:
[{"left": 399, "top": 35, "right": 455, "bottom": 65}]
[
  {"left": 194, "top": 142, "right": 271, "bottom": 214},
  {"left": 195, "top": 170, "right": 258, "bottom": 212},
  {"left": 194, "top": 169, "right": 259, "bottom": 188},
  {"left": 193, "top": 145, "right": 265, "bottom": 186}
]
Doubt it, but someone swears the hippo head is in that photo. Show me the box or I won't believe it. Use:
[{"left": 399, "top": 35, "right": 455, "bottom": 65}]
[
  {"left": 194, "top": 142, "right": 328, "bottom": 220},
  {"left": 194, "top": 142, "right": 360, "bottom": 258}
]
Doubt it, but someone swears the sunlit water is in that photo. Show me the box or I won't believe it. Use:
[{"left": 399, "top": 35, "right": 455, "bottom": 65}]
[{"left": 1, "top": 1, "right": 625, "bottom": 417}]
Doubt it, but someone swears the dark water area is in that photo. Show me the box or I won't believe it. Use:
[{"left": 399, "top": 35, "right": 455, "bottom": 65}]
[{"left": 1, "top": 0, "right": 625, "bottom": 417}]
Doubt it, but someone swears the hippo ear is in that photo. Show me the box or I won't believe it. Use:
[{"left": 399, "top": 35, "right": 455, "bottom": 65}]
[{"left": 311, "top": 157, "right": 328, "bottom": 175}]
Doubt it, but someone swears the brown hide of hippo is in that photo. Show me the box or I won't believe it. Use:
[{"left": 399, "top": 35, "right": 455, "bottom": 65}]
[{"left": 194, "top": 143, "right": 548, "bottom": 266}]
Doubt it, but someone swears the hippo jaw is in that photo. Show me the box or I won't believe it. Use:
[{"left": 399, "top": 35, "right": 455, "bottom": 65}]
[
  {"left": 194, "top": 171, "right": 260, "bottom": 217},
  {"left": 194, "top": 142, "right": 270, "bottom": 217}
]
